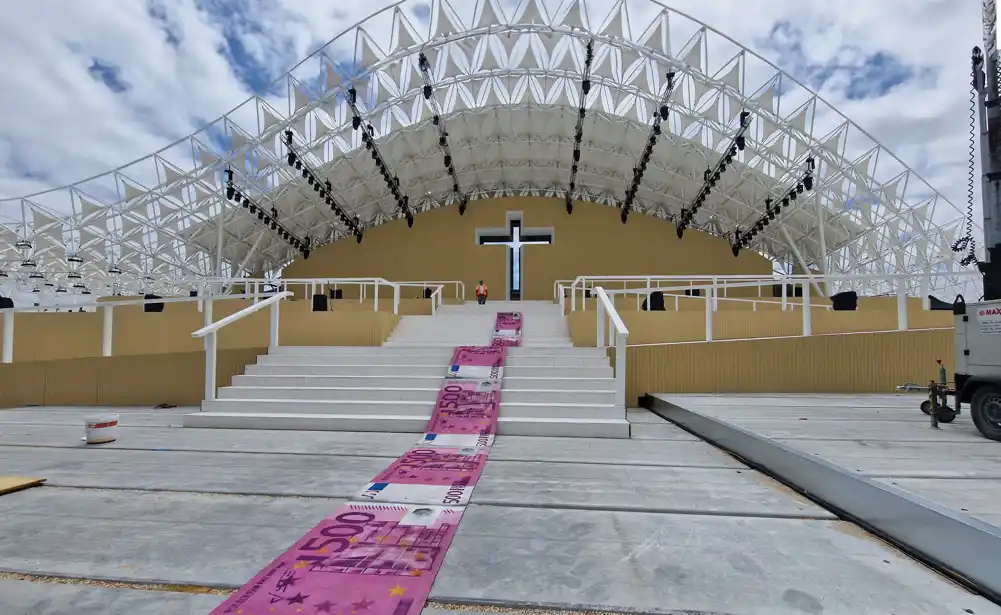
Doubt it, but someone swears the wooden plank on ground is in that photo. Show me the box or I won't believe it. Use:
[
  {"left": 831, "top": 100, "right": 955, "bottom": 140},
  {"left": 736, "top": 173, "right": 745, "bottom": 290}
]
[{"left": 0, "top": 477, "right": 46, "bottom": 496}]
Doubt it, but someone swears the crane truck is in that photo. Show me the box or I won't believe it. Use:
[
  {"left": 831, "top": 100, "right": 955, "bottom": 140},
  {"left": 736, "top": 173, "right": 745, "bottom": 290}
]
[{"left": 952, "top": 2, "right": 1001, "bottom": 441}]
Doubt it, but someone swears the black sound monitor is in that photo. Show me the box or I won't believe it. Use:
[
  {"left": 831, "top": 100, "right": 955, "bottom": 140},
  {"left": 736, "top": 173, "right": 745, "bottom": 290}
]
[
  {"left": 312, "top": 293, "right": 329, "bottom": 312},
  {"left": 927, "top": 295, "right": 954, "bottom": 311},
  {"left": 143, "top": 294, "right": 164, "bottom": 313},
  {"left": 829, "top": 291, "right": 858, "bottom": 311}
]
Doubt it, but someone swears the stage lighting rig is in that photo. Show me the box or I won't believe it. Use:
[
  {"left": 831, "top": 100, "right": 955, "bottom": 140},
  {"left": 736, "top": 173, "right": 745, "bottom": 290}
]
[
  {"left": 225, "top": 168, "right": 313, "bottom": 258},
  {"left": 565, "top": 39, "right": 596, "bottom": 216},
  {"left": 730, "top": 156, "right": 815, "bottom": 257},
  {"left": 417, "top": 52, "right": 469, "bottom": 216},
  {"left": 676, "top": 110, "right": 753, "bottom": 237},
  {"left": 619, "top": 71, "right": 679, "bottom": 224},
  {"left": 282, "top": 131, "right": 365, "bottom": 243},
  {"left": 346, "top": 86, "right": 414, "bottom": 227}
]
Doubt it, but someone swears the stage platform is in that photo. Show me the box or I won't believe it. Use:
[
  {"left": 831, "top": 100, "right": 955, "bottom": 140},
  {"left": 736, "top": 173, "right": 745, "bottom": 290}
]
[{"left": 1, "top": 405, "right": 998, "bottom": 614}]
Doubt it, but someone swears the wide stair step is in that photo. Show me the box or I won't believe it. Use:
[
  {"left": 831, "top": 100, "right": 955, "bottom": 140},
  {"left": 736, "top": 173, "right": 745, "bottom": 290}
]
[
  {"left": 244, "top": 363, "right": 615, "bottom": 378},
  {"left": 217, "top": 386, "right": 616, "bottom": 406},
  {"left": 184, "top": 413, "right": 629, "bottom": 438}
]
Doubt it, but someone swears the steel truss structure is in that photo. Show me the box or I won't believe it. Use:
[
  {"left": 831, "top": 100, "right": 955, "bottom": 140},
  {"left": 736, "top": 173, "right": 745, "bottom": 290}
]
[{"left": 0, "top": 0, "right": 985, "bottom": 301}]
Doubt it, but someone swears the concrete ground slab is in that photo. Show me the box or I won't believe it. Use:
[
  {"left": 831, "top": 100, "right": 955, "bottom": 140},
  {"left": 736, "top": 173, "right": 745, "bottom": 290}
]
[
  {"left": 474, "top": 462, "right": 832, "bottom": 518},
  {"left": 0, "top": 580, "right": 225, "bottom": 614},
  {"left": 659, "top": 394, "right": 1001, "bottom": 531},
  {"left": 0, "top": 488, "right": 341, "bottom": 586},
  {"left": 0, "top": 446, "right": 790, "bottom": 516},
  {"left": 0, "top": 408, "right": 186, "bottom": 428},
  {"left": 431, "top": 505, "right": 998, "bottom": 615}
]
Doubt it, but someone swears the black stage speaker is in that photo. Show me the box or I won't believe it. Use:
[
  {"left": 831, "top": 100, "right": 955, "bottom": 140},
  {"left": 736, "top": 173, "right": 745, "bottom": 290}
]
[
  {"left": 772, "top": 284, "right": 803, "bottom": 298},
  {"left": 648, "top": 291, "right": 666, "bottom": 311},
  {"left": 423, "top": 287, "right": 433, "bottom": 299},
  {"left": 188, "top": 290, "right": 198, "bottom": 297},
  {"left": 684, "top": 288, "right": 701, "bottom": 297},
  {"left": 312, "top": 293, "right": 329, "bottom": 312},
  {"left": 328, "top": 288, "right": 343, "bottom": 300},
  {"left": 143, "top": 294, "right": 164, "bottom": 313},
  {"left": 927, "top": 295, "right": 954, "bottom": 311},
  {"left": 0, "top": 296, "right": 13, "bottom": 309},
  {"left": 562, "top": 288, "right": 593, "bottom": 298},
  {"left": 830, "top": 291, "right": 858, "bottom": 311}
]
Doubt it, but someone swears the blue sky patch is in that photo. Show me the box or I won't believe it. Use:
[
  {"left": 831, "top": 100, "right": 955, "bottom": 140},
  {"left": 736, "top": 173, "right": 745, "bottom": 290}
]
[
  {"left": 88, "top": 59, "right": 130, "bottom": 93},
  {"left": 760, "top": 20, "right": 926, "bottom": 101}
]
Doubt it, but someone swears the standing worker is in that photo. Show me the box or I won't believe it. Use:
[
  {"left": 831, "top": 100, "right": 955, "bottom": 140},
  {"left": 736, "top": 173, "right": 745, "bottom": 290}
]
[{"left": 475, "top": 280, "right": 488, "bottom": 305}]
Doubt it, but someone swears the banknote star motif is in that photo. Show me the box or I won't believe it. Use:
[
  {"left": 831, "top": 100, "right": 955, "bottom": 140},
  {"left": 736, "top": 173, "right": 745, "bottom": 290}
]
[
  {"left": 286, "top": 593, "right": 309, "bottom": 605},
  {"left": 314, "top": 600, "right": 336, "bottom": 613},
  {"left": 389, "top": 584, "right": 407, "bottom": 597},
  {"left": 275, "top": 573, "right": 300, "bottom": 591},
  {"left": 351, "top": 599, "right": 374, "bottom": 610}
]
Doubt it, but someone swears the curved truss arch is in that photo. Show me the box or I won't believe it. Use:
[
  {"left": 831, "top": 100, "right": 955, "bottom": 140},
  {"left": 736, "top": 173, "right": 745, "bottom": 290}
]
[{"left": 0, "top": 0, "right": 983, "bottom": 301}]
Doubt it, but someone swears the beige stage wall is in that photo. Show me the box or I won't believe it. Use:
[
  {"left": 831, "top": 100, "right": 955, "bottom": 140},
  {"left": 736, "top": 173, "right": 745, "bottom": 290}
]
[
  {"left": 623, "top": 329, "right": 954, "bottom": 406},
  {"left": 0, "top": 348, "right": 265, "bottom": 409},
  {"left": 284, "top": 197, "right": 773, "bottom": 300}
]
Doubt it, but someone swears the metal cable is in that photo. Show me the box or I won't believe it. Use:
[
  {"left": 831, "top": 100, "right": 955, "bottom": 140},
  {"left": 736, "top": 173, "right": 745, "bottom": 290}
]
[{"left": 952, "top": 50, "right": 980, "bottom": 266}]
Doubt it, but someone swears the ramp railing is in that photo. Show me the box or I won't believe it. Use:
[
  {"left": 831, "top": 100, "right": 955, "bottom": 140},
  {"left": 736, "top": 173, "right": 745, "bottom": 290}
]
[
  {"left": 594, "top": 286, "right": 628, "bottom": 408},
  {"left": 190, "top": 291, "right": 294, "bottom": 401}
]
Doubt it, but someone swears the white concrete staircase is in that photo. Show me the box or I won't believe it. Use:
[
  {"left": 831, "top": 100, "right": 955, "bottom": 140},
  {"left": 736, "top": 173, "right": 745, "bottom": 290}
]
[{"left": 184, "top": 300, "right": 629, "bottom": 438}]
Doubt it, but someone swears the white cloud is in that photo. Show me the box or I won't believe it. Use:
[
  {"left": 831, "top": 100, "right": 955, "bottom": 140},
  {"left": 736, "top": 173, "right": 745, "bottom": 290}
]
[{"left": 0, "top": 0, "right": 987, "bottom": 238}]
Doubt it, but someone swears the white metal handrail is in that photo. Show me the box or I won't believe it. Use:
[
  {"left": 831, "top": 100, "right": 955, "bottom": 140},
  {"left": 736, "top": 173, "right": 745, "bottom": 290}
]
[
  {"left": 191, "top": 291, "right": 293, "bottom": 401},
  {"left": 564, "top": 271, "right": 981, "bottom": 312},
  {"left": 0, "top": 292, "right": 263, "bottom": 365},
  {"left": 594, "top": 286, "right": 628, "bottom": 409},
  {"left": 429, "top": 286, "right": 443, "bottom": 315},
  {"left": 394, "top": 280, "right": 465, "bottom": 301}
]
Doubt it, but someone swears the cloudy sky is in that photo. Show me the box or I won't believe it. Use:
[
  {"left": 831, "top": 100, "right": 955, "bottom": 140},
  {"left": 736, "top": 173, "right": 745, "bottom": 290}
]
[{"left": 0, "top": 0, "right": 986, "bottom": 219}]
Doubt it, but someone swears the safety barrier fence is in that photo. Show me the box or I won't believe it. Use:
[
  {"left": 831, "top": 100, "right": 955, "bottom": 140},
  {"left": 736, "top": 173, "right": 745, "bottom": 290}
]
[
  {"left": 557, "top": 271, "right": 981, "bottom": 315},
  {"left": 207, "top": 312, "right": 522, "bottom": 615},
  {"left": 561, "top": 271, "right": 979, "bottom": 344},
  {"left": 0, "top": 277, "right": 466, "bottom": 364}
]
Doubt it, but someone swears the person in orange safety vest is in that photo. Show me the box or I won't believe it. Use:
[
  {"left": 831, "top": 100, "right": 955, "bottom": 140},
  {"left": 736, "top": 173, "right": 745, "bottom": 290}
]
[{"left": 475, "top": 281, "right": 488, "bottom": 305}]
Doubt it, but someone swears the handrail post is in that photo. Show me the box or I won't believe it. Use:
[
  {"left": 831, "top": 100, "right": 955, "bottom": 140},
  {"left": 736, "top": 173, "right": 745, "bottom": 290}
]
[
  {"left": 558, "top": 285, "right": 566, "bottom": 312},
  {"left": 203, "top": 297, "right": 216, "bottom": 401},
  {"left": 2, "top": 310, "right": 13, "bottom": 364},
  {"left": 615, "top": 330, "right": 627, "bottom": 408},
  {"left": 802, "top": 281, "right": 812, "bottom": 336},
  {"left": 270, "top": 299, "right": 280, "bottom": 347},
  {"left": 374, "top": 281, "right": 380, "bottom": 312},
  {"left": 596, "top": 298, "right": 606, "bottom": 348},
  {"left": 102, "top": 305, "right": 114, "bottom": 357},
  {"left": 705, "top": 291, "right": 713, "bottom": 342},
  {"left": 781, "top": 280, "right": 788, "bottom": 311},
  {"left": 570, "top": 280, "right": 577, "bottom": 312},
  {"left": 393, "top": 284, "right": 400, "bottom": 315}
]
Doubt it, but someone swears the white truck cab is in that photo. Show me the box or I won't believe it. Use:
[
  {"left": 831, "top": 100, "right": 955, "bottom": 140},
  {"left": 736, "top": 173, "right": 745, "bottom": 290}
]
[{"left": 954, "top": 297, "right": 1001, "bottom": 440}]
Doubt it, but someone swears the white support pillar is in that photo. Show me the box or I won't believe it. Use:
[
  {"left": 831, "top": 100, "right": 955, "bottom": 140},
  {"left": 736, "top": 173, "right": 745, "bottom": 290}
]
[
  {"left": 596, "top": 299, "right": 606, "bottom": 348},
  {"left": 393, "top": 284, "right": 400, "bottom": 315},
  {"left": 215, "top": 199, "right": 226, "bottom": 278},
  {"left": 2, "top": 310, "right": 13, "bottom": 364},
  {"left": 270, "top": 299, "right": 280, "bottom": 348},
  {"left": 802, "top": 281, "right": 812, "bottom": 337},
  {"left": 197, "top": 281, "right": 206, "bottom": 313},
  {"left": 711, "top": 278, "right": 719, "bottom": 310},
  {"left": 814, "top": 194, "right": 830, "bottom": 296},
  {"left": 102, "top": 305, "right": 114, "bottom": 357},
  {"left": 920, "top": 269, "right": 931, "bottom": 310},
  {"left": 781, "top": 280, "right": 788, "bottom": 311},
  {"left": 570, "top": 282, "right": 577, "bottom": 312},
  {"left": 203, "top": 298, "right": 216, "bottom": 401},
  {"left": 374, "top": 282, "right": 379, "bottom": 312},
  {"left": 897, "top": 279, "right": 909, "bottom": 331},
  {"left": 705, "top": 291, "right": 714, "bottom": 342}
]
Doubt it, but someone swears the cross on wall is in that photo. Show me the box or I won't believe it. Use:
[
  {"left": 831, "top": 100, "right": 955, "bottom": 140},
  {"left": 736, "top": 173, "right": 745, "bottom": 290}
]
[{"left": 476, "top": 215, "right": 553, "bottom": 301}]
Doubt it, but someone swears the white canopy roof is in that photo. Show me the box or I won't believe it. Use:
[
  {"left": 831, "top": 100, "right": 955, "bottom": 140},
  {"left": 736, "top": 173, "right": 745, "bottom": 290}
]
[{"left": 0, "top": 0, "right": 983, "bottom": 299}]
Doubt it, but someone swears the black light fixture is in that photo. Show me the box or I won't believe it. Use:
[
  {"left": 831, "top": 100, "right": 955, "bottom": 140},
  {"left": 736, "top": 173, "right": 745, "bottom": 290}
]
[
  {"left": 108, "top": 265, "right": 122, "bottom": 275},
  {"left": 14, "top": 239, "right": 31, "bottom": 251},
  {"left": 0, "top": 270, "right": 7, "bottom": 278},
  {"left": 677, "top": 109, "right": 753, "bottom": 238},
  {"left": 621, "top": 71, "right": 679, "bottom": 223},
  {"left": 565, "top": 39, "right": 597, "bottom": 217},
  {"left": 731, "top": 156, "right": 816, "bottom": 256},
  {"left": 67, "top": 254, "right": 83, "bottom": 264},
  {"left": 343, "top": 88, "right": 413, "bottom": 225},
  {"left": 282, "top": 133, "right": 364, "bottom": 243},
  {"left": 67, "top": 271, "right": 82, "bottom": 280}
]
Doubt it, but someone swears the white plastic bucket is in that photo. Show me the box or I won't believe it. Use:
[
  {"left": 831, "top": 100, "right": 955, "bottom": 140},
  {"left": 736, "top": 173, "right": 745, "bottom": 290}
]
[{"left": 84, "top": 414, "right": 120, "bottom": 444}]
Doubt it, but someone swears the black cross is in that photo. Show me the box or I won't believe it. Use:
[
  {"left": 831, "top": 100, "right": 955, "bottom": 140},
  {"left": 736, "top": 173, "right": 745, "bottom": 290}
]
[{"left": 478, "top": 219, "right": 553, "bottom": 300}]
